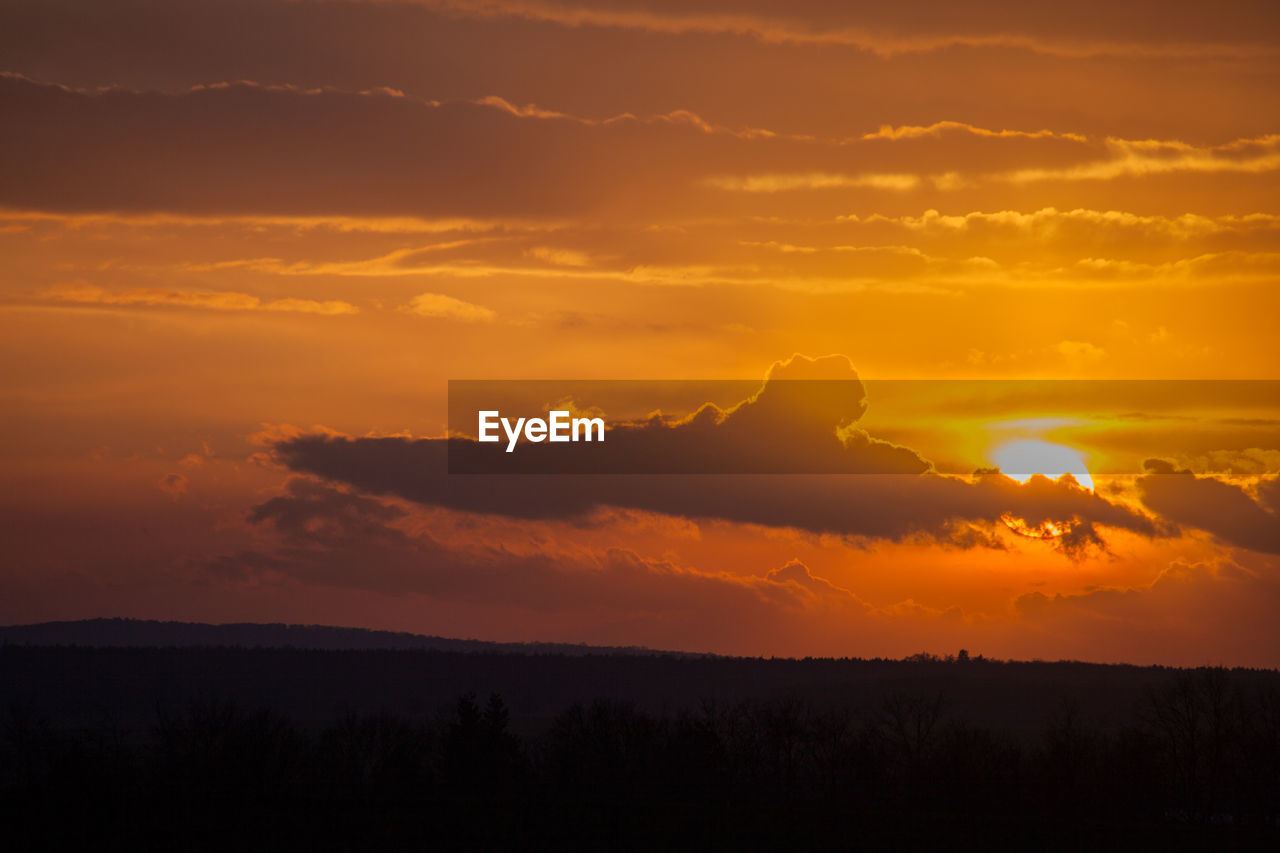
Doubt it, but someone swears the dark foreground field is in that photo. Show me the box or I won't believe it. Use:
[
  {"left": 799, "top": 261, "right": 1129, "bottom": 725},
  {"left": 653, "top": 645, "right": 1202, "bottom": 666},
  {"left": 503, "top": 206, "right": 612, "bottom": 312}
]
[{"left": 2, "top": 630, "right": 1278, "bottom": 850}]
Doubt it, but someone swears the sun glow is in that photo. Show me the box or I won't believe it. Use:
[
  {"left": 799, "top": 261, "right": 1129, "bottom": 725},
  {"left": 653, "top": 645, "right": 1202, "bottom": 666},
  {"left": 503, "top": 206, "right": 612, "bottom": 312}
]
[
  {"left": 990, "top": 439, "right": 1094, "bottom": 492},
  {"left": 999, "top": 512, "right": 1073, "bottom": 540}
]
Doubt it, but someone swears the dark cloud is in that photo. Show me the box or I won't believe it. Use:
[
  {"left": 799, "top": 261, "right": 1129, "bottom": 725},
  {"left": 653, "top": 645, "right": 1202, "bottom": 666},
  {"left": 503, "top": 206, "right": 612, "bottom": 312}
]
[
  {"left": 157, "top": 472, "right": 189, "bottom": 499},
  {"left": 1, "top": 3, "right": 1274, "bottom": 151},
  {"left": 0, "top": 74, "right": 1129, "bottom": 220},
  {"left": 269, "top": 356, "right": 1161, "bottom": 547},
  {"left": 0, "top": 75, "right": 616, "bottom": 218},
  {"left": 1013, "top": 557, "right": 1280, "bottom": 665},
  {"left": 1137, "top": 459, "right": 1280, "bottom": 554},
  {"left": 248, "top": 476, "right": 409, "bottom": 544},
  {"left": 218, "top": 476, "right": 860, "bottom": 623},
  {"left": 765, "top": 558, "right": 864, "bottom": 606},
  {"left": 449, "top": 355, "right": 930, "bottom": 473}
]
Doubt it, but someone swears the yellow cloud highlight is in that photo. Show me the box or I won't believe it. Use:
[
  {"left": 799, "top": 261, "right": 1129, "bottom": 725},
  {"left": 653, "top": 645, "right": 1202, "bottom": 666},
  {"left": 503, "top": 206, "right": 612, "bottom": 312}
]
[
  {"left": 861, "top": 122, "right": 1087, "bottom": 143},
  {"left": 705, "top": 172, "right": 921, "bottom": 192},
  {"left": 0, "top": 208, "right": 562, "bottom": 236},
  {"left": 1003, "top": 135, "right": 1280, "bottom": 183},
  {"left": 707, "top": 134, "right": 1280, "bottom": 195},
  {"left": 526, "top": 246, "right": 593, "bottom": 267},
  {"left": 413, "top": 0, "right": 1278, "bottom": 60},
  {"left": 399, "top": 292, "right": 497, "bottom": 321},
  {"left": 739, "top": 240, "right": 929, "bottom": 259},
  {"left": 44, "top": 284, "right": 358, "bottom": 315},
  {"left": 850, "top": 207, "right": 1261, "bottom": 234}
]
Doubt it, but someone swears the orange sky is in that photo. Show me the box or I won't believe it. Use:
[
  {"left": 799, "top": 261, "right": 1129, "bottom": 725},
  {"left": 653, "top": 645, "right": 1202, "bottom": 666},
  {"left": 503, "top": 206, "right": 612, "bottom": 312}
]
[{"left": 1, "top": 0, "right": 1278, "bottom": 665}]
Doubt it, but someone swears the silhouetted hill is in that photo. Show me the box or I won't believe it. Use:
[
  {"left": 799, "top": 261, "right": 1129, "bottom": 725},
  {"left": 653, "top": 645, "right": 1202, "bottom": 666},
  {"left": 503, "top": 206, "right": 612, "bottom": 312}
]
[
  {"left": 0, "top": 618, "right": 695, "bottom": 656},
  {"left": 2, "top": 627, "right": 1277, "bottom": 742}
]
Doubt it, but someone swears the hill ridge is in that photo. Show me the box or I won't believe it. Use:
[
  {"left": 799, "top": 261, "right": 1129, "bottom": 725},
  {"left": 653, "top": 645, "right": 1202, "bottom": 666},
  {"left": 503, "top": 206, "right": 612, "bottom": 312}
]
[{"left": 0, "top": 617, "right": 702, "bottom": 657}]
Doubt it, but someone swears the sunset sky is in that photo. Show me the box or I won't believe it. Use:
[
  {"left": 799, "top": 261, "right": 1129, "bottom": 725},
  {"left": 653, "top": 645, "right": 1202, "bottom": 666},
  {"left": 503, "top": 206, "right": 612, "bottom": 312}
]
[{"left": 2, "top": 0, "right": 1278, "bottom": 666}]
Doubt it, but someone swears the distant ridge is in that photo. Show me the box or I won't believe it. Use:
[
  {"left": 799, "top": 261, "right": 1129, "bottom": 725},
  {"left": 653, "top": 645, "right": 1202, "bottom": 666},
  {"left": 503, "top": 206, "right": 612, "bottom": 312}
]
[{"left": 0, "top": 618, "right": 703, "bottom": 657}]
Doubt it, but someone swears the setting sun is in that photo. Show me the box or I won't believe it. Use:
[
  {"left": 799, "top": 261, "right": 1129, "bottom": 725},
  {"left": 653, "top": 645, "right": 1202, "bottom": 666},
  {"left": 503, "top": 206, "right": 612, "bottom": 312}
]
[{"left": 990, "top": 439, "right": 1095, "bottom": 492}]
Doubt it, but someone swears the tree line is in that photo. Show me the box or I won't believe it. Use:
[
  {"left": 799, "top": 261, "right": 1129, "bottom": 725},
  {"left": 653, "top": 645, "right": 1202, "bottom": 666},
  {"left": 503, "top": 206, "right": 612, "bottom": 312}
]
[{"left": 2, "top": 666, "right": 1278, "bottom": 849}]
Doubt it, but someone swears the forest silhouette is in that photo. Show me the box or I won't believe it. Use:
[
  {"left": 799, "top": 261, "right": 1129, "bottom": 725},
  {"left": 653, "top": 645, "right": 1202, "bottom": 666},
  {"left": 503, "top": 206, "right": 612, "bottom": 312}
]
[{"left": 2, "top": 636, "right": 1279, "bottom": 848}]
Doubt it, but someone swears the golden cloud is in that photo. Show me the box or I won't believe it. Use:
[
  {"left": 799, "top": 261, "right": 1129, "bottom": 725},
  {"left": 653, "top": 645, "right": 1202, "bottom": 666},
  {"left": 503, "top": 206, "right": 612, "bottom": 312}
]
[{"left": 43, "top": 284, "right": 358, "bottom": 315}]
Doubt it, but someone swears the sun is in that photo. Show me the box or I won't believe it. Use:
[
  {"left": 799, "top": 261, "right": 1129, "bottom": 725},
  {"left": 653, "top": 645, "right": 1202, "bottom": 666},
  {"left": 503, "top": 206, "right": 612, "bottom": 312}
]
[
  {"left": 991, "top": 437, "right": 1093, "bottom": 540},
  {"left": 990, "top": 439, "right": 1094, "bottom": 492}
]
